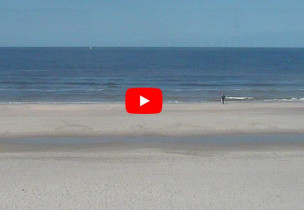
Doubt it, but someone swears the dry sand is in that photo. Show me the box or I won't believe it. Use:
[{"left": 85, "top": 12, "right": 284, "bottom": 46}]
[
  {"left": 0, "top": 102, "right": 304, "bottom": 138},
  {"left": 0, "top": 142, "right": 304, "bottom": 209}
]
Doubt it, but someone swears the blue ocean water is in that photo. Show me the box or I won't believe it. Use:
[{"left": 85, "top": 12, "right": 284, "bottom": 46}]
[{"left": 0, "top": 47, "right": 303, "bottom": 103}]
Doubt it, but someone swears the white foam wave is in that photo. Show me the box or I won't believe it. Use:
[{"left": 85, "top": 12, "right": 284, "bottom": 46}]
[
  {"left": 45, "top": 88, "right": 104, "bottom": 92},
  {"left": 167, "top": 101, "right": 179, "bottom": 104},
  {"left": 226, "top": 96, "right": 254, "bottom": 101},
  {"left": 0, "top": 101, "right": 123, "bottom": 105},
  {"left": 172, "top": 88, "right": 218, "bottom": 92},
  {"left": 264, "top": 98, "right": 304, "bottom": 102},
  {"left": 0, "top": 88, "right": 105, "bottom": 92}
]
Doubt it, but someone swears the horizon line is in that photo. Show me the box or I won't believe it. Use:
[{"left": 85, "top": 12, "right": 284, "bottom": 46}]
[{"left": 1, "top": 46, "right": 304, "bottom": 49}]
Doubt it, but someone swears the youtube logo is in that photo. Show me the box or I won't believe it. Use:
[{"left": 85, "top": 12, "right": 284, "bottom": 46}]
[{"left": 125, "top": 88, "right": 162, "bottom": 114}]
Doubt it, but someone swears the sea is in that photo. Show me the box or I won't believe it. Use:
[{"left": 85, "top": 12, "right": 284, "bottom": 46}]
[{"left": 0, "top": 47, "right": 303, "bottom": 103}]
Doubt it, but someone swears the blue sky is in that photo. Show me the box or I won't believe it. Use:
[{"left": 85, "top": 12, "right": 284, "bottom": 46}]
[{"left": 0, "top": 0, "right": 304, "bottom": 47}]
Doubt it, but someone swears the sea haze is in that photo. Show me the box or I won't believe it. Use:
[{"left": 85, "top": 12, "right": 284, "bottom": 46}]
[{"left": 0, "top": 47, "right": 303, "bottom": 103}]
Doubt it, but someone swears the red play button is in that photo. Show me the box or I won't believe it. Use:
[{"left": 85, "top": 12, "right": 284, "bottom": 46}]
[{"left": 125, "top": 88, "right": 162, "bottom": 114}]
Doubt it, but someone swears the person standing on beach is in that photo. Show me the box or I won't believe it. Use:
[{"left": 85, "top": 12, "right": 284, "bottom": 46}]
[{"left": 221, "top": 94, "right": 226, "bottom": 104}]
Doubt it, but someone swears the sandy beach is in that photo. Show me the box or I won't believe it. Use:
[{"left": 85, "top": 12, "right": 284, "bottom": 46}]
[
  {"left": 0, "top": 102, "right": 304, "bottom": 138},
  {"left": 0, "top": 142, "right": 304, "bottom": 209},
  {"left": 1, "top": 102, "right": 304, "bottom": 209}
]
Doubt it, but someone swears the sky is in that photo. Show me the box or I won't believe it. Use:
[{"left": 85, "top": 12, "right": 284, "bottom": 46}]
[{"left": 0, "top": 0, "right": 304, "bottom": 47}]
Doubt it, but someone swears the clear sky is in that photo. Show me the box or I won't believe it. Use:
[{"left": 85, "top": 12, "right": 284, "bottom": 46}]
[{"left": 1, "top": 0, "right": 304, "bottom": 47}]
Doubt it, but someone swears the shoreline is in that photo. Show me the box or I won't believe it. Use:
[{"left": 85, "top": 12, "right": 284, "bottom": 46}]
[
  {"left": 0, "top": 100, "right": 303, "bottom": 104},
  {"left": 0, "top": 102, "right": 304, "bottom": 139}
]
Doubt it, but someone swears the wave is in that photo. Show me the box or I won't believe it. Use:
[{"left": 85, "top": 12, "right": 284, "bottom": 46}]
[
  {"left": 167, "top": 100, "right": 179, "bottom": 104},
  {"left": 226, "top": 96, "right": 254, "bottom": 101},
  {"left": 0, "top": 101, "right": 122, "bottom": 105},
  {"left": 0, "top": 88, "right": 105, "bottom": 92},
  {"left": 171, "top": 88, "right": 219, "bottom": 92},
  {"left": 264, "top": 98, "right": 304, "bottom": 102}
]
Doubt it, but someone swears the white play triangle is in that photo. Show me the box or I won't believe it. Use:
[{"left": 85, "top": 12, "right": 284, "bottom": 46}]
[{"left": 140, "top": 95, "right": 150, "bottom": 106}]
